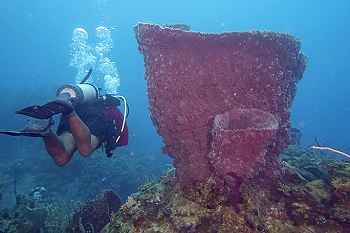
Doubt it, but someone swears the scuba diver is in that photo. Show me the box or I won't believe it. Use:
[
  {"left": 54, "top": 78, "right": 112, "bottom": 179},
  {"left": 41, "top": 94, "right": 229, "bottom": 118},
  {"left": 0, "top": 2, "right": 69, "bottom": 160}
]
[{"left": 0, "top": 69, "right": 128, "bottom": 166}]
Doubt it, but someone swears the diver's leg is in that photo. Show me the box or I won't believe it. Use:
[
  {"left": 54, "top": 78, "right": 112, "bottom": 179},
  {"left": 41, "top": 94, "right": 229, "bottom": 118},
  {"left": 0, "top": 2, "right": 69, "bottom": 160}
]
[
  {"left": 66, "top": 111, "right": 101, "bottom": 157},
  {"left": 43, "top": 130, "right": 76, "bottom": 166}
]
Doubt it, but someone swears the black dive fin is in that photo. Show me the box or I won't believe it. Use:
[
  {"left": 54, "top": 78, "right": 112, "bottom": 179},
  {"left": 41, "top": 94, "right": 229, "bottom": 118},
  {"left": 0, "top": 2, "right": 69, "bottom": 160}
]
[
  {"left": 0, "top": 118, "right": 53, "bottom": 137},
  {"left": 16, "top": 93, "right": 73, "bottom": 119},
  {"left": 16, "top": 105, "right": 55, "bottom": 119},
  {"left": 0, "top": 129, "right": 45, "bottom": 137}
]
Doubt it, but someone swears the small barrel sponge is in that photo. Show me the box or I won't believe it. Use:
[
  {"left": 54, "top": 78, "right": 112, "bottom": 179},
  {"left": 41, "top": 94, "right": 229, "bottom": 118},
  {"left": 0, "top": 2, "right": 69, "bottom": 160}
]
[{"left": 208, "top": 108, "right": 278, "bottom": 179}]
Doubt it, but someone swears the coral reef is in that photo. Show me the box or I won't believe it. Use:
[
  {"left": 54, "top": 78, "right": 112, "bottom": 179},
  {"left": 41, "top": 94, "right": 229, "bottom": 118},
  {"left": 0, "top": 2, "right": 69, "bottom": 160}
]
[
  {"left": 134, "top": 23, "right": 308, "bottom": 188},
  {"left": 18, "top": 203, "right": 70, "bottom": 232},
  {"left": 102, "top": 147, "right": 350, "bottom": 232},
  {"left": 2, "top": 147, "right": 350, "bottom": 232},
  {"left": 0, "top": 189, "right": 121, "bottom": 232},
  {"left": 0, "top": 202, "right": 72, "bottom": 232}
]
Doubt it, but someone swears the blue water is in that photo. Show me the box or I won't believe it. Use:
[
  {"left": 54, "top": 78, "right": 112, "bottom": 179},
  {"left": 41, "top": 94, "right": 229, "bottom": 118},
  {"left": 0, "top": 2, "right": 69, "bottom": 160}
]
[{"left": 0, "top": 0, "right": 349, "bottom": 201}]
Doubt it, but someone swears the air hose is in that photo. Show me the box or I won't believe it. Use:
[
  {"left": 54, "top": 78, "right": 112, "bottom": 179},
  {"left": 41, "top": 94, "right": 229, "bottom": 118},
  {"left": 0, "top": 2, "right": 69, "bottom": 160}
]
[{"left": 114, "top": 95, "right": 128, "bottom": 143}]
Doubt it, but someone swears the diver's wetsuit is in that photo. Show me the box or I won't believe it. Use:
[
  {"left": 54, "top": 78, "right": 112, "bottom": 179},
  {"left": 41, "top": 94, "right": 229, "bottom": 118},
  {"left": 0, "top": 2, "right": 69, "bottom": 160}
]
[{"left": 57, "top": 105, "right": 108, "bottom": 147}]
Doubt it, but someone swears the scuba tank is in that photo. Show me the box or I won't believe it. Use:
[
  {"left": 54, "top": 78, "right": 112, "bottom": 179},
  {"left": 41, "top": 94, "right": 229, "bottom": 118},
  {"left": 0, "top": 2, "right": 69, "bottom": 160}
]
[
  {"left": 57, "top": 83, "right": 100, "bottom": 106},
  {"left": 56, "top": 69, "right": 100, "bottom": 106}
]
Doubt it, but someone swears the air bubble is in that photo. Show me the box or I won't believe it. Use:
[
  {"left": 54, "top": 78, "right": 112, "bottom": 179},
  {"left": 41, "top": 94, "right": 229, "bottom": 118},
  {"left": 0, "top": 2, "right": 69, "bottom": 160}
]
[{"left": 69, "top": 26, "right": 120, "bottom": 94}]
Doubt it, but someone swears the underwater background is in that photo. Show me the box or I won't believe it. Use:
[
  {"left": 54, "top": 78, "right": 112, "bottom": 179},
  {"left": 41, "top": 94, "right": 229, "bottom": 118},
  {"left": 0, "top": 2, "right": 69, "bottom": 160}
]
[{"left": 0, "top": 0, "right": 349, "bottom": 231}]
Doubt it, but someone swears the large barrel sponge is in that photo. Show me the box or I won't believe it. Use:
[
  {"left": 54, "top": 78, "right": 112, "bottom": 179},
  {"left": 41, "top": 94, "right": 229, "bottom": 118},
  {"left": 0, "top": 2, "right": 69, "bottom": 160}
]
[{"left": 134, "top": 23, "right": 307, "bottom": 186}]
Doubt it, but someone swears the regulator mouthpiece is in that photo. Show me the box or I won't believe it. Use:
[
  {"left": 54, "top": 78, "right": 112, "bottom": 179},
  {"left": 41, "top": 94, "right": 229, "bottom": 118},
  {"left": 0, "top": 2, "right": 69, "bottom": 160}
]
[{"left": 57, "top": 84, "right": 99, "bottom": 106}]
